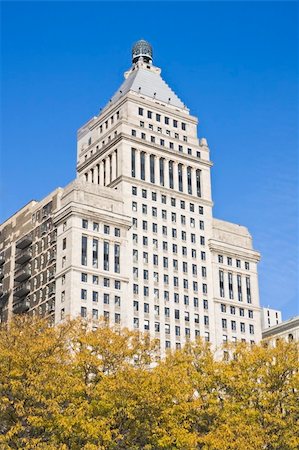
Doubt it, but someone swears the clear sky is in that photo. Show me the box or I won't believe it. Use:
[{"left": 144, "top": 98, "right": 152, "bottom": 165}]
[{"left": 1, "top": 1, "right": 298, "bottom": 319}]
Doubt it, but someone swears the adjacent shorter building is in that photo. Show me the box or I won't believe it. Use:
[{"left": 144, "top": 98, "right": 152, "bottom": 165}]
[
  {"left": 262, "top": 316, "right": 299, "bottom": 344},
  {"left": 261, "top": 307, "right": 282, "bottom": 330},
  {"left": 0, "top": 40, "right": 263, "bottom": 352}
]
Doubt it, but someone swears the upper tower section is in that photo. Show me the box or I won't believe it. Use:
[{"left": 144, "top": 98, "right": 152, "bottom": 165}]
[{"left": 132, "top": 39, "right": 153, "bottom": 64}]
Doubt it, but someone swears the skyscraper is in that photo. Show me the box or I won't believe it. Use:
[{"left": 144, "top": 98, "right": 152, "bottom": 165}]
[{"left": 0, "top": 40, "right": 262, "bottom": 351}]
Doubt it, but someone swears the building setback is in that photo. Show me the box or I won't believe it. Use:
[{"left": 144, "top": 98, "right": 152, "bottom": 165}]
[{"left": 0, "top": 40, "right": 262, "bottom": 352}]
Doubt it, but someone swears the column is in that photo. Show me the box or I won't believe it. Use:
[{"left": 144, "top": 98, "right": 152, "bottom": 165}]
[
  {"left": 145, "top": 152, "right": 150, "bottom": 183},
  {"left": 99, "top": 161, "right": 104, "bottom": 186},
  {"left": 135, "top": 149, "right": 140, "bottom": 179},
  {"left": 155, "top": 155, "right": 160, "bottom": 185},
  {"left": 164, "top": 158, "right": 169, "bottom": 189},
  {"left": 112, "top": 151, "right": 117, "bottom": 181},
  {"left": 106, "top": 156, "right": 111, "bottom": 185},
  {"left": 182, "top": 164, "right": 187, "bottom": 193},
  {"left": 192, "top": 168, "right": 197, "bottom": 197},
  {"left": 173, "top": 162, "right": 178, "bottom": 191}
]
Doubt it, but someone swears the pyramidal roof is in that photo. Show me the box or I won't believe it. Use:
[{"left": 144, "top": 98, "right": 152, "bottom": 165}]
[{"left": 103, "top": 40, "right": 187, "bottom": 112}]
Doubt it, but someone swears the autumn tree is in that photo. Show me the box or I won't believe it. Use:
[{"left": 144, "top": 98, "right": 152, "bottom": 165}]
[{"left": 0, "top": 316, "right": 298, "bottom": 449}]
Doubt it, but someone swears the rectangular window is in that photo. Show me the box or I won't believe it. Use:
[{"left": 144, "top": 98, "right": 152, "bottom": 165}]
[
  {"left": 140, "top": 152, "right": 145, "bottom": 180},
  {"left": 187, "top": 167, "right": 192, "bottom": 194},
  {"left": 81, "top": 273, "right": 87, "bottom": 282},
  {"left": 178, "top": 164, "right": 183, "bottom": 192},
  {"left": 92, "top": 291, "right": 98, "bottom": 302},
  {"left": 131, "top": 148, "right": 136, "bottom": 177},
  {"left": 169, "top": 161, "right": 174, "bottom": 189},
  {"left": 103, "top": 241, "right": 109, "bottom": 271},
  {"left": 81, "top": 307, "right": 87, "bottom": 318},
  {"left": 138, "top": 107, "right": 143, "bottom": 116},
  {"left": 246, "top": 277, "right": 251, "bottom": 303},
  {"left": 147, "top": 110, "right": 152, "bottom": 119},
  {"left": 82, "top": 219, "right": 88, "bottom": 229},
  {"left": 92, "top": 238, "right": 98, "bottom": 268},
  {"left": 237, "top": 274, "right": 242, "bottom": 302},
  {"left": 81, "top": 236, "right": 87, "bottom": 266},
  {"left": 81, "top": 289, "right": 87, "bottom": 300},
  {"left": 196, "top": 170, "right": 201, "bottom": 197},
  {"left": 150, "top": 154, "right": 155, "bottom": 183},
  {"left": 114, "top": 244, "right": 120, "bottom": 273},
  {"left": 228, "top": 272, "right": 233, "bottom": 299},
  {"left": 219, "top": 270, "right": 224, "bottom": 297}
]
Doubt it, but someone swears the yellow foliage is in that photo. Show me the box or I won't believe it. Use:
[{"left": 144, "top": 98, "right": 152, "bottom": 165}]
[{"left": 0, "top": 317, "right": 298, "bottom": 449}]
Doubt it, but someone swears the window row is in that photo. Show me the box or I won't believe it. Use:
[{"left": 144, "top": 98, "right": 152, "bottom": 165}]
[
  {"left": 222, "top": 318, "right": 255, "bottom": 334},
  {"left": 81, "top": 236, "right": 120, "bottom": 273},
  {"left": 80, "top": 273, "right": 121, "bottom": 289},
  {"left": 219, "top": 271, "right": 252, "bottom": 303},
  {"left": 81, "top": 219, "right": 121, "bottom": 237},
  {"left": 218, "top": 254, "right": 250, "bottom": 270},
  {"left": 220, "top": 303, "right": 253, "bottom": 318},
  {"left": 138, "top": 107, "right": 187, "bottom": 131},
  {"left": 80, "top": 289, "right": 121, "bottom": 306},
  {"left": 132, "top": 186, "right": 204, "bottom": 213}
]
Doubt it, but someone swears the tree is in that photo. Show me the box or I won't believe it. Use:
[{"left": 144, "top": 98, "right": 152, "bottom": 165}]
[{"left": 0, "top": 317, "right": 298, "bottom": 449}]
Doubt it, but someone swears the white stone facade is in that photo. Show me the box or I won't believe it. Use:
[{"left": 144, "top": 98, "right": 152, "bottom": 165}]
[
  {"left": 261, "top": 307, "right": 282, "bottom": 330},
  {"left": 0, "top": 41, "right": 262, "bottom": 353}
]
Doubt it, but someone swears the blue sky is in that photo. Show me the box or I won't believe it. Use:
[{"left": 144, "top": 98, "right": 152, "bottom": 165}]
[{"left": 1, "top": 1, "right": 298, "bottom": 319}]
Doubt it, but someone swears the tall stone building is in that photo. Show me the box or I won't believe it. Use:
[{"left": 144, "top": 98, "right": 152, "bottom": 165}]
[{"left": 0, "top": 40, "right": 262, "bottom": 350}]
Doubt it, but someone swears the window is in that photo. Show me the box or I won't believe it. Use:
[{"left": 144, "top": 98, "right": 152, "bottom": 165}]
[
  {"left": 62, "top": 238, "right": 66, "bottom": 250},
  {"left": 140, "top": 152, "right": 145, "bottom": 180},
  {"left": 204, "top": 316, "right": 209, "bottom": 326},
  {"left": 140, "top": 121, "right": 144, "bottom": 128},
  {"left": 92, "top": 239, "right": 98, "bottom": 268},
  {"left": 219, "top": 270, "right": 224, "bottom": 297},
  {"left": 173, "top": 119, "right": 178, "bottom": 128},
  {"left": 239, "top": 308, "right": 245, "bottom": 317},
  {"left": 203, "top": 299, "right": 208, "bottom": 310},
  {"left": 138, "top": 107, "right": 143, "bottom": 116},
  {"left": 248, "top": 310, "right": 253, "bottom": 319},
  {"left": 196, "top": 170, "right": 201, "bottom": 197},
  {"left": 82, "top": 219, "right": 88, "bottom": 229},
  {"left": 131, "top": 129, "right": 136, "bottom": 137},
  {"left": 133, "top": 318, "right": 139, "bottom": 329},
  {"left": 81, "top": 289, "right": 87, "bottom": 300},
  {"left": 104, "top": 225, "right": 110, "bottom": 234},
  {"left": 115, "top": 228, "right": 120, "bottom": 237},
  {"left": 182, "top": 122, "right": 186, "bottom": 131},
  {"left": 227, "top": 257, "right": 232, "bottom": 266},
  {"left": 81, "top": 307, "right": 87, "bottom": 318},
  {"left": 92, "top": 309, "right": 98, "bottom": 320},
  {"left": 147, "top": 110, "right": 152, "bottom": 119},
  {"left": 245, "top": 261, "right": 250, "bottom": 270},
  {"left": 115, "top": 313, "right": 121, "bottom": 324},
  {"left": 142, "top": 189, "right": 147, "bottom": 198},
  {"left": 228, "top": 272, "right": 234, "bottom": 299},
  {"left": 221, "top": 303, "right": 226, "bottom": 313},
  {"left": 132, "top": 186, "right": 137, "bottom": 195},
  {"left": 240, "top": 322, "right": 245, "bottom": 333},
  {"left": 236, "top": 259, "right": 241, "bottom": 268},
  {"left": 165, "top": 116, "right": 169, "bottom": 125},
  {"left": 131, "top": 148, "right": 136, "bottom": 177},
  {"left": 150, "top": 154, "right": 155, "bottom": 183},
  {"left": 104, "top": 278, "right": 110, "bottom": 287},
  {"left": 81, "top": 273, "right": 87, "bottom": 282},
  {"left": 81, "top": 236, "right": 87, "bottom": 266},
  {"left": 103, "top": 241, "right": 109, "bottom": 271},
  {"left": 159, "top": 158, "right": 164, "bottom": 185},
  {"left": 237, "top": 275, "right": 242, "bottom": 302},
  {"left": 114, "top": 244, "right": 120, "bottom": 273},
  {"left": 222, "top": 318, "right": 227, "bottom": 329},
  {"left": 104, "top": 293, "right": 109, "bottom": 304},
  {"left": 144, "top": 320, "right": 150, "bottom": 331},
  {"left": 133, "top": 300, "right": 139, "bottom": 311},
  {"left": 246, "top": 277, "right": 251, "bottom": 303},
  {"left": 230, "top": 306, "right": 236, "bottom": 315},
  {"left": 178, "top": 164, "right": 183, "bottom": 192},
  {"left": 92, "top": 291, "right": 98, "bottom": 302}
]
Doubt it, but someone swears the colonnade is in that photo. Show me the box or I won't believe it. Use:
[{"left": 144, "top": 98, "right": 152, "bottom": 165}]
[
  {"left": 132, "top": 149, "right": 202, "bottom": 197},
  {"left": 84, "top": 149, "right": 118, "bottom": 187}
]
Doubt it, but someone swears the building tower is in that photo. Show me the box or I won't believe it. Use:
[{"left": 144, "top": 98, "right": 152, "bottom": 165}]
[{"left": 0, "top": 40, "right": 262, "bottom": 352}]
